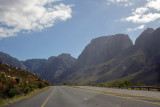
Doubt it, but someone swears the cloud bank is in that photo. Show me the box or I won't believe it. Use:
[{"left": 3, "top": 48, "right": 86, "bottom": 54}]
[
  {"left": 0, "top": 0, "right": 73, "bottom": 39},
  {"left": 123, "top": 0, "right": 160, "bottom": 23},
  {"left": 108, "top": 0, "right": 160, "bottom": 32}
]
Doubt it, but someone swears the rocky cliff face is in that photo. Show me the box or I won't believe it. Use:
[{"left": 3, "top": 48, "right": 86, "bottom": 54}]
[
  {"left": 135, "top": 28, "right": 154, "bottom": 47},
  {"left": 77, "top": 34, "right": 133, "bottom": 67},
  {"left": 22, "top": 59, "right": 47, "bottom": 72}
]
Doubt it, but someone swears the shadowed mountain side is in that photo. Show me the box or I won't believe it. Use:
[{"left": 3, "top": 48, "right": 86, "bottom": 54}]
[
  {"left": 24, "top": 54, "right": 76, "bottom": 83},
  {"left": 0, "top": 52, "right": 26, "bottom": 70},
  {"left": 58, "top": 28, "right": 160, "bottom": 85},
  {"left": 22, "top": 59, "right": 47, "bottom": 74},
  {"left": 76, "top": 34, "right": 133, "bottom": 68},
  {"left": 0, "top": 52, "right": 76, "bottom": 84},
  {"left": 55, "top": 34, "right": 133, "bottom": 84}
]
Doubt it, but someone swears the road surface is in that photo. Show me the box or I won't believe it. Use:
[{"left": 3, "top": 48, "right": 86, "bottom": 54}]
[{"left": 3, "top": 86, "right": 160, "bottom": 107}]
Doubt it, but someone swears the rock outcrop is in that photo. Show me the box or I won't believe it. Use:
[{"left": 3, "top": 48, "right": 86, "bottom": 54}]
[{"left": 77, "top": 34, "right": 133, "bottom": 67}]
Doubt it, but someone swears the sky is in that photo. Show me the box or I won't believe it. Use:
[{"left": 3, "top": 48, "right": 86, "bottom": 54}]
[{"left": 0, "top": 0, "right": 160, "bottom": 60}]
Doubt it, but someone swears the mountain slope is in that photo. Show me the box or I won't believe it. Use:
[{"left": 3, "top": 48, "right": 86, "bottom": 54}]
[
  {"left": 0, "top": 28, "right": 160, "bottom": 86},
  {"left": 0, "top": 52, "right": 26, "bottom": 69},
  {"left": 60, "top": 28, "right": 160, "bottom": 85},
  {"left": 22, "top": 59, "right": 47, "bottom": 72},
  {"left": 0, "top": 52, "right": 76, "bottom": 84},
  {"left": 76, "top": 34, "right": 133, "bottom": 68},
  {"left": 23, "top": 54, "right": 76, "bottom": 83}
]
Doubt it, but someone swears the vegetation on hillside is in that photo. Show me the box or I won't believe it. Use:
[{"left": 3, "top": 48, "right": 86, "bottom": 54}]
[
  {"left": 0, "top": 62, "right": 51, "bottom": 100},
  {"left": 90, "top": 80, "right": 133, "bottom": 87}
]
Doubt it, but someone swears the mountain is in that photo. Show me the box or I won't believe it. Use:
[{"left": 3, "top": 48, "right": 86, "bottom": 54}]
[
  {"left": 59, "top": 28, "right": 160, "bottom": 86},
  {"left": 0, "top": 27, "right": 160, "bottom": 86},
  {"left": 22, "top": 59, "right": 47, "bottom": 72},
  {"left": 0, "top": 52, "right": 26, "bottom": 69},
  {"left": 23, "top": 53, "right": 76, "bottom": 83},
  {"left": 0, "top": 51, "right": 76, "bottom": 84},
  {"left": 0, "top": 62, "right": 50, "bottom": 99},
  {"left": 76, "top": 34, "right": 133, "bottom": 68}
]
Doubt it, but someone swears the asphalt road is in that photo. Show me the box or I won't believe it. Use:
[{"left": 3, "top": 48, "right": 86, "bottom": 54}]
[{"left": 3, "top": 86, "right": 160, "bottom": 107}]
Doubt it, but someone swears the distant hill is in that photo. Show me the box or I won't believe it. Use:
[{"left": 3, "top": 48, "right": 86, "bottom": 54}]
[
  {"left": 22, "top": 59, "right": 47, "bottom": 73},
  {"left": 59, "top": 27, "right": 160, "bottom": 86},
  {"left": 23, "top": 54, "right": 76, "bottom": 83},
  {"left": 0, "top": 52, "right": 26, "bottom": 69},
  {"left": 0, "top": 62, "right": 50, "bottom": 99}
]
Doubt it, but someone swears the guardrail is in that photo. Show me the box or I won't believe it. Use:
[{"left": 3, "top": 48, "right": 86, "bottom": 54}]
[{"left": 91, "top": 85, "right": 160, "bottom": 91}]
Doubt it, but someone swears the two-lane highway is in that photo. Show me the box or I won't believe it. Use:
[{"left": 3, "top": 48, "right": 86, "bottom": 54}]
[{"left": 3, "top": 86, "right": 160, "bottom": 107}]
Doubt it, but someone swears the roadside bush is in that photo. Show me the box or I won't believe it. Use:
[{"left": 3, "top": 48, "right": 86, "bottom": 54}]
[
  {"left": 44, "top": 81, "right": 50, "bottom": 86},
  {"left": 29, "top": 84, "right": 38, "bottom": 89},
  {"left": 10, "top": 79, "right": 17, "bottom": 85},
  {"left": 7, "top": 89, "right": 19, "bottom": 98},
  {"left": 15, "top": 78, "right": 21, "bottom": 84},
  {"left": 136, "top": 82, "right": 145, "bottom": 86},
  {"left": 38, "top": 83, "right": 44, "bottom": 89},
  {"left": 0, "top": 72, "right": 6, "bottom": 78},
  {"left": 0, "top": 82, "right": 3, "bottom": 90},
  {"left": 23, "top": 87, "right": 31, "bottom": 94},
  {"left": 63, "top": 83, "right": 67, "bottom": 85}
]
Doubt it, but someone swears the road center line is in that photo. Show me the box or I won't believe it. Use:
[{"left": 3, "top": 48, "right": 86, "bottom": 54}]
[{"left": 41, "top": 86, "right": 56, "bottom": 107}]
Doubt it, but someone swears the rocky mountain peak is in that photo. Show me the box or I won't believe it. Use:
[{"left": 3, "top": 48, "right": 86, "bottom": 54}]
[
  {"left": 77, "top": 34, "right": 133, "bottom": 67},
  {"left": 48, "top": 56, "right": 57, "bottom": 61},
  {"left": 135, "top": 28, "right": 154, "bottom": 46},
  {"left": 58, "top": 53, "right": 74, "bottom": 59}
]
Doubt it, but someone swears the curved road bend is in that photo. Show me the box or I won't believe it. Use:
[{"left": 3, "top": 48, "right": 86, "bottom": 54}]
[{"left": 3, "top": 86, "right": 160, "bottom": 107}]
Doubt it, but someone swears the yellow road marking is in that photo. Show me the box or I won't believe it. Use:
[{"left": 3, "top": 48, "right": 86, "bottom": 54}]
[
  {"left": 41, "top": 86, "right": 56, "bottom": 107},
  {"left": 155, "top": 102, "right": 160, "bottom": 104},
  {"left": 77, "top": 87, "right": 139, "bottom": 96},
  {"left": 71, "top": 87, "right": 160, "bottom": 106},
  {"left": 124, "top": 96, "right": 160, "bottom": 100}
]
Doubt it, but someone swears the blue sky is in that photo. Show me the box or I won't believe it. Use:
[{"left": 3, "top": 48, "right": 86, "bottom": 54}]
[{"left": 0, "top": 0, "right": 160, "bottom": 60}]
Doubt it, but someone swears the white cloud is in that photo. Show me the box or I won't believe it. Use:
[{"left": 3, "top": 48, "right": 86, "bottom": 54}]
[
  {"left": 133, "top": 7, "right": 148, "bottom": 15},
  {"left": 124, "top": 13, "right": 160, "bottom": 23},
  {"left": 146, "top": 0, "right": 160, "bottom": 11},
  {"left": 0, "top": 0, "right": 73, "bottom": 39},
  {"left": 122, "top": 0, "right": 160, "bottom": 23},
  {"left": 108, "top": 0, "right": 128, "bottom": 3},
  {"left": 127, "top": 25, "right": 145, "bottom": 32},
  {"left": 107, "top": 0, "right": 134, "bottom": 7}
]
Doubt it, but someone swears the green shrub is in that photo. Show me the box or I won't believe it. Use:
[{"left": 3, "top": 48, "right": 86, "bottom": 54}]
[
  {"left": 23, "top": 87, "right": 30, "bottom": 94},
  {"left": 136, "top": 82, "right": 145, "bottom": 86},
  {"left": 38, "top": 83, "right": 44, "bottom": 88},
  {"left": 7, "top": 89, "right": 19, "bottom": 98},
  {"left": 29, "top": 84, "right": 38, "bottom": 89}
]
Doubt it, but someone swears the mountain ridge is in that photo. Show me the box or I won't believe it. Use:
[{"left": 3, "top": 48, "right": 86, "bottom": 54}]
[
  {"left": 59, "top": 27, "right": 160, "bottom": 85},
  {"left": 0, "top": 27, "right": 160, "bottom": 85}
]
